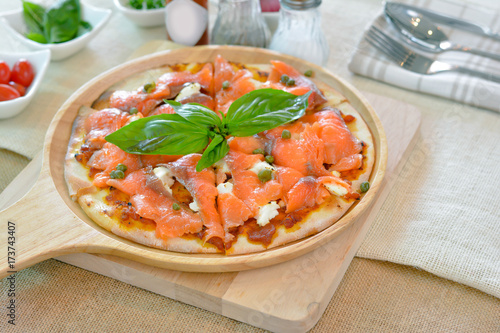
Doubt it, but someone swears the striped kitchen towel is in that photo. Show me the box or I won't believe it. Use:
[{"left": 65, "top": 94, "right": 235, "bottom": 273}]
[{"left": 348, "top": 0, "right": 500, "bottom": 113}]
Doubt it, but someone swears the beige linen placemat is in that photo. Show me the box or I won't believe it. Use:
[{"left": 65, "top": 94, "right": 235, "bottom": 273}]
[
  {"left": 347, "top": 0, "right": 500, "bottom": 298},
  {"left": 1, "top": 258, "right": 498, "bottom": 332}
]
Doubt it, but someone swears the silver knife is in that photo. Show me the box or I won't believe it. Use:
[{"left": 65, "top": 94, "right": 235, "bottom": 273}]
[{"left": 384, "top": 2, "right": 500, "bottom": 41}]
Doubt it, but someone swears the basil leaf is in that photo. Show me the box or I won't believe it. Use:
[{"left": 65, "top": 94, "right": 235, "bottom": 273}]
[
  {"left": 105, "top": 114, "right": 209, "bottom": 155},
  {"left": 224, "top": 89, "right": 311, "bottom": 137},
  {"left": 22, "top": 1, "right": 45, "bottom": 36},
  {"left": 77, "top": 20, "right": 92, "bottom": 37},
  {"left": 165, "top": 100, "right": 222, "bottom": 129},
  {"left": 26, "top": 32, "right": 47, "bottom": 44},
  {"left": 44, "top": 0, "right": 81, "bottom": 43},
  {"left": 196, "top": 135, "right": 229, "bottom": 172}
]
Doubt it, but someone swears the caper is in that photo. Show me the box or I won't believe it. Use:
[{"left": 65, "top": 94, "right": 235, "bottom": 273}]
[
  {"left": 265, "top": 155, "right": 274, "bottom": 164},
  {"left": 281, "top": 129, "right": 291, "bottom": 139},
  {"left": 172, "top": 203, "right": 180, "bottom": 211},
  {"left": 258, "top": 169, "right": 273, "bottom": 183},
  {"left": 116, "top": 163, "right": 128, "bottom": 172},
  {"left": 143, "top": 82, "right": 156, "bottom": 93},
  {"left": 304, "top": 70, "right": 313, "bottom": 77},
  {"left": 360, "top": 181, "right": 370, "bottom": 193},
  {"left": 222, "top": 80, "right": 230, "bottom": 89},
  {"left": 110, "top": 170, "right": 125, "bottom": 179},
  {"left": 129, "top": 107, "right": 138, "bottom": 115},
  {"left": 252, "top": 148, "right": 265, "bottom": 155},
  {"left": 280, "top": 74, "right": 290, "bottom": 84},
  {"left": 286, "top": 78, "right": 295, "bottom": 86}
]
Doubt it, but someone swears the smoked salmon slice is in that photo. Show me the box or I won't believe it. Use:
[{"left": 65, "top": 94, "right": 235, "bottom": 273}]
[
  {"left": 140, "top": 154, "right": 182, "bottom": 168},
  {"left": 158, "top": 62, "right": 214, "bottom": 96},
  {"left": 217, "top": 192, "right": 252, "bottom": 243},
  {"left": 275, "top": 166, "right": 304, "bottom": 196},
  {"left": 330, "top": 154, "right": 363, "bottom": 172},
  {"left": 148, "top": 103, "right": 175, "bottom": 117},
  {"left": 89, "top": 142, "right": 142, "bottom": 188},
  {"left": 285, "top": 176, "right": 322, "bottom": 213},
  {"left": 107, "top": 169, "right": 203, "bottom": 239},
  {"left": 167, "top": 154, "right": 225, "bottom": 242},
  {"left": 262, "top": 60, "right": 327, "bottom": 110},
  {"left": 225, "top": 151, "right": 282, "bottom": 216},
  {"left": 228, "top": 135, "right": 266, "bottom": 155},
  {"left": 267, "top": 124, "right": 330, "bottom": 177},
  {"left": 302, "top": 107, "right": 363, "bottom": 165},
  {"left": 84, "top": 108, "right": 132, "bottom": 149},
  {"left": 109, "top": 63, "right": 214, "bottom": 117},
  {"left": 214, "top": 55, "right": 260, "bottom": 113},
  {"left": 109, "top": 87, "right": 171, "bottom": 116},
  {"left": 285, "top": 175, "right": 352, "bottom": 213}
]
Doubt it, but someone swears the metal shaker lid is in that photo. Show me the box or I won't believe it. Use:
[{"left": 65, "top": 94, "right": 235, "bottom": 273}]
[{"left": 281, "top": 0, "right": 322, "bottom": 10}]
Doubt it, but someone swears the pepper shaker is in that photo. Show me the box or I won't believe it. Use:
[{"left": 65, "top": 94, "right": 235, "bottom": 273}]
[
  {"left": 211, "top": 0, "right": 270, "bottom": 48},
  {"left": 269, "top": 0, "right": 329, "bottom": 66}
]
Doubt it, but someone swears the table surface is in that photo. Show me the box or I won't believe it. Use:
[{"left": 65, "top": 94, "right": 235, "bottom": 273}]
[{"left": 0, "top": 0, "right": 499, "bottom": 332}]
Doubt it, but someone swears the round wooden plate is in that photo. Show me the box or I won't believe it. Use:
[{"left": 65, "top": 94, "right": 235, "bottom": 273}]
[{"left": 0, "top": 46, "right": 387, "bottom": 275}]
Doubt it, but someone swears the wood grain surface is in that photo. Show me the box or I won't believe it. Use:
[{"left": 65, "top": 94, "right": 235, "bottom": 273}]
[{"left": 0, "top": 46, "right": 387, "bottom": 276}]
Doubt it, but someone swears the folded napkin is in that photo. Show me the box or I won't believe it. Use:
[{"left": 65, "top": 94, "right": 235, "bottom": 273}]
[{"left": 349, "top": 0, "right": 500, "bottom": 113}]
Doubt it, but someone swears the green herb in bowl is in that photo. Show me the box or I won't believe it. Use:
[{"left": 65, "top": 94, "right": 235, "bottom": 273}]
[
  {"left": 22, "top": 0, "right": 92, "bottom": 44},
  {"left": 129, "top": 0, "right": 166, "bottom": 10}
]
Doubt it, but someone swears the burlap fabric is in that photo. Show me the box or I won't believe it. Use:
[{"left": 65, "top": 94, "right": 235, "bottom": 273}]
[
  {"left": 0, "top": 150, "right": 29, "bottom": 192},
  {"left": 1, "top": 258, "right": 498, "bottom": 332}
]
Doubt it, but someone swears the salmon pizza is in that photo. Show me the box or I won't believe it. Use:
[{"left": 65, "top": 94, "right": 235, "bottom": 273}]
[{"left": 64, "top": 55, "right": 375, "bottom": 255}]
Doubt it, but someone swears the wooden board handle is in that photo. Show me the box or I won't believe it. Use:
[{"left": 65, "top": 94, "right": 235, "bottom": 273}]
[{"left": 0, "top": 172, "right": 100, "bottom": 279}]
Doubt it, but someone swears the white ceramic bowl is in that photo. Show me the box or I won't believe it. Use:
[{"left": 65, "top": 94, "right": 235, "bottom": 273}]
[
  {"left": 0, "top": 50, "right": 50, "bottom": 119},
  {"left": 114, "top": 0, "right": 166, "bottom": 27},
  {"left": 0, "top": 3, "right": 111, "bottom": 61}
]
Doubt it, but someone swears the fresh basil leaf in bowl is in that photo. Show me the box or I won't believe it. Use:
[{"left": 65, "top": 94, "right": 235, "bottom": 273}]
[
  {"left": 22, "top": 0, "right": 93, "bottom": 44},
  {"left": 22, "top": 1, "right": 45, "bottom": 36},
  {"left": 129, "top": 0, "right": 166, "bottom": 10}
]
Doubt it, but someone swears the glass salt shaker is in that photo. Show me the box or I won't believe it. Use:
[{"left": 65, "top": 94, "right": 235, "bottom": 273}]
[
  {"left": 211, "top": 0, "right": 270, "bottom": 48},
  {"left": 269, "top": 0, "right": 329, "bottom": 66}
]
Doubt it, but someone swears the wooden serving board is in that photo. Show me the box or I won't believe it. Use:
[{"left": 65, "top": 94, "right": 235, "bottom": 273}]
[{"left": 0, "top": 92, "right": 420, "bottom": 332}]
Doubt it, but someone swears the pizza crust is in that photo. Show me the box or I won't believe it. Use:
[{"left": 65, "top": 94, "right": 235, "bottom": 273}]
[
  {"left": 64, "top": 60, "right": 375, "bottom": 256},
  {"left": 77, "top": 190, "right": 221, "bottom": 253}
]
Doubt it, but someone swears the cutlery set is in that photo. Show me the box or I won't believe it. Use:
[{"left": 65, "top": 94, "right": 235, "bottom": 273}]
[{"left": 369, "top": 2, "right": 500, "bottom": 82}]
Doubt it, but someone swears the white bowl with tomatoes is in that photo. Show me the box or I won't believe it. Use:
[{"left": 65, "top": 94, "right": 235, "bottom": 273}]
[{"left": 0, "top": 50, "right": 50, "bottom": 119}]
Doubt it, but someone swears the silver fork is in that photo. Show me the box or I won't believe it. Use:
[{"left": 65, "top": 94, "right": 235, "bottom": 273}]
[{"left": 365, "top": 26, "right": 500, "bottom": 84}]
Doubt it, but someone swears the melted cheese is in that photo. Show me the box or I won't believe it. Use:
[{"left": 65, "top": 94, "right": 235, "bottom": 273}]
[
  {"left": 153, "top": 166, "right": 175, "bottom": 194},
  {"left": 323, "top": 182, "right": 348, "bottom": 196},
  {"left": 256, "top": 201, "right": 280, "bottom": 226},
  {"left": 217, "top": 182, "right": 234, "bottom": 194},
  {"left": 175, "top": 82, "right": 201, "bottom": 101},
  {"left": 249, "top": 161, "right": 275, "bottom": 175}
]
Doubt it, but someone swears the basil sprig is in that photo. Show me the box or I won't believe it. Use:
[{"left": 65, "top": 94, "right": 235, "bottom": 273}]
[
  {"left": 22, "top": 0, "right": 92, "bottom": 44},
  {"left": 105, "top": 89, "right": 311, "bottom": 171}
]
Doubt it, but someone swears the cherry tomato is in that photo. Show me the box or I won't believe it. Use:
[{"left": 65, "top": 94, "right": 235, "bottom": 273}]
[
  {"left": 8, "top": 81, "right": 26, "bottom": 96},
  {"left": 0, "top": 84, "right": 21, "bottom": 101},
  {"left": 10, "top": 59, "right": 34, "bottom": 88},
  {"left": 0, "top": 61, "right": 11, "bottom": 85}
]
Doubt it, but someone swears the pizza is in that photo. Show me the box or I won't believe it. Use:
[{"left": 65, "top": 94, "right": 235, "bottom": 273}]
[{"left": 64, "top": 55, "right": 375, "bottom": 255}]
